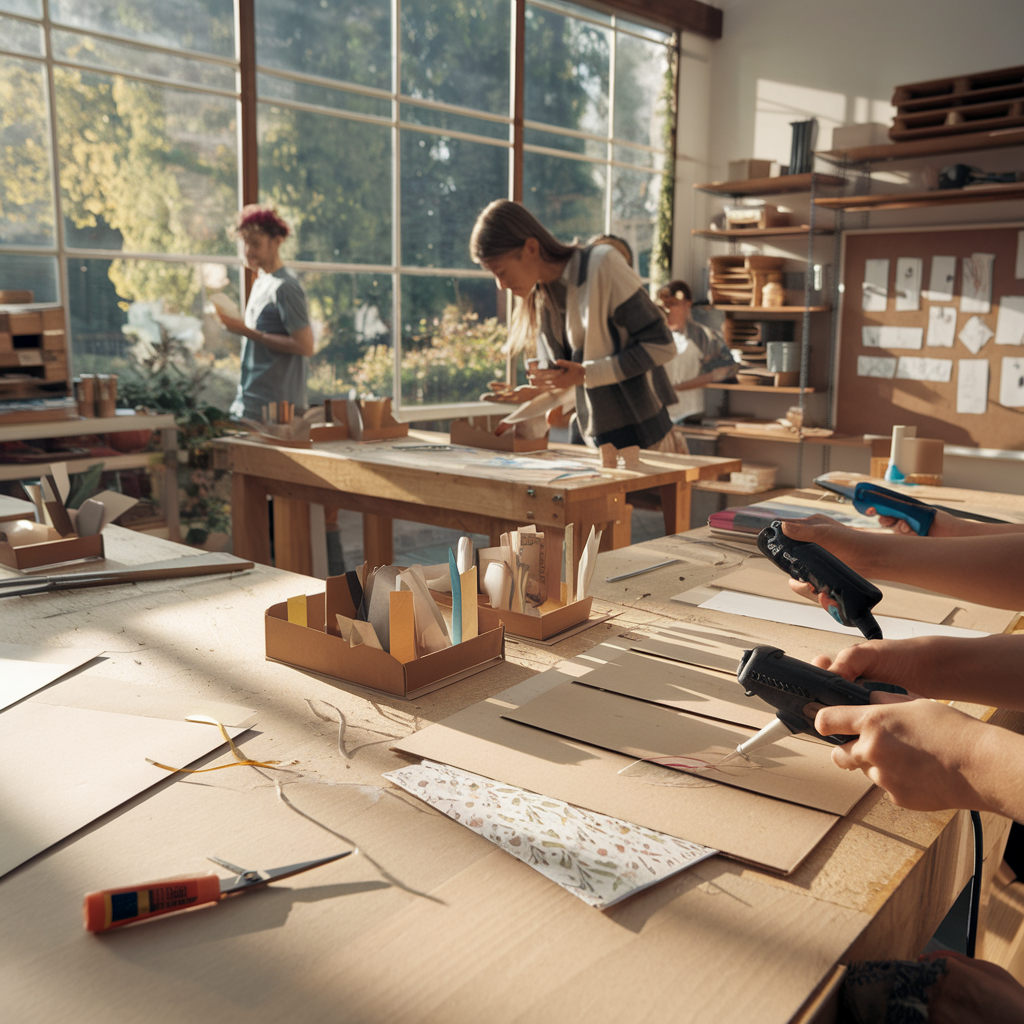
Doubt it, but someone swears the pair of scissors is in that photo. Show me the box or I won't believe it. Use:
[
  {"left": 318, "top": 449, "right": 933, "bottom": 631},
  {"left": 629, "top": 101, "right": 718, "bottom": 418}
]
[{"left": 84, "top": 851, "right": 353, "bottom": 932}]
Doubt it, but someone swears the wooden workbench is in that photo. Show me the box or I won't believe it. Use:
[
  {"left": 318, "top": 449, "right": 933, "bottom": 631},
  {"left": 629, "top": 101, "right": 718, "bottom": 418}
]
[
  {"left": 2, "top": 501, "right": 1022, "bottom": 1024},
  {"left": 219, "top": 431, "right": 740, "bottom": 577}
]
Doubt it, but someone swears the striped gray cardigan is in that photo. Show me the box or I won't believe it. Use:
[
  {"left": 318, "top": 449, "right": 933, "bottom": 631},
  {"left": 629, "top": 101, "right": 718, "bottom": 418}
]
[{"left": 537, "top": 245, "right": 677, "bottom": 449}]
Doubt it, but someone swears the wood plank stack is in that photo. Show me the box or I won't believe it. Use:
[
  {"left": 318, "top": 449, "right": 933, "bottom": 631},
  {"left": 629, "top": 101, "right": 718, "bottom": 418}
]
[
  {"left": 890, "top": 63, "right": 1024, "bottom": 141},
  {"left": 709, "top": 255, "right": 784, "bottom": 307}
]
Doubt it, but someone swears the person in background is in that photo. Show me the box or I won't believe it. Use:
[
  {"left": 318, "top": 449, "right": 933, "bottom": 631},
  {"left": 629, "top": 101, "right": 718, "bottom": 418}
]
[
  {"left": 471, "top": 200, "right": 680, "bottom": 453},
  {"left": 218, "top": 205, "right": 314, "bottom": 422},
  {"left": 657, "top": 280, "right": 738, "bottom": 424},
  {"left": 587, "top": 233, "right": 633, "bottom": 268}
]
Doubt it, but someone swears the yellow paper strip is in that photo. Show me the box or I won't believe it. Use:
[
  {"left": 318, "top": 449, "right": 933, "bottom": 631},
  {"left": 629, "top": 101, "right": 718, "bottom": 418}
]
[{"left": 287, "top": 594, "right": 308, "bottom": 627}]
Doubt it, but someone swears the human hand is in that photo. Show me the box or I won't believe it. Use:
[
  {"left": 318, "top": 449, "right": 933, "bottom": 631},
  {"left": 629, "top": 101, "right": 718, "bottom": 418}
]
[
  {"left": 528, "top": 359, "right": 585, "bottom": 391},
  {"left": 808, "top": 637, "right": 959, "bottom": 699},
  {"left": 815, "top": 697, "right": 990, "bottom": 811},
  {"left": 216, "top": 310, "right": 246, "bottom": 335},
  {"left": 780, "top": 515, "right": 875, "bottom": 575},
  {"left": 866, "top": 507, "right": 966, "bottom": 536},
  {"left": 923, "top": 951, "right": 1024, "bottom": 1024}
]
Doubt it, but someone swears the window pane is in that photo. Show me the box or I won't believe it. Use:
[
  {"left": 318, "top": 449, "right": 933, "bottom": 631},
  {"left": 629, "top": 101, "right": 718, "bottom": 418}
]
[
  {"left": 52, "top": 30, "right": 235, "bottom": 91},
  {"left": 522, "top": 150, "right": 604, "bottom": 242},
  {"left": 400, "top": 275, "right": 502, "bottom": 408},
  {"left": 50, "top": 0, "right": 235, "bottom": 58},
  {"left": 258, "top": 104, "right": 392, "bottom": 265},
  {"left": 0, "top": 13, "right": 43, "bottom": 55},
  {"left": 613, "top": 143, "right": 664, "bottom": 171},
  {"left": 68, "top": 256, "right": 242, "bottom": 411},
  {"left": 0, "top": 0, "right": 41, "bottom": 16},
  {"left": 401, "top": 132, "right": 508, "bottom": 269},
  {"left": 0, "top": 254, "right": 58, "bottom": 302},
  {"left": 532, "top": 0, "right": 610, "bottom": 25},
  {"left": 295, "top": 271, "right": 393, "bottom": 402},
  {"left": 255, "top": 0, "right": 391, "bottom": 93},
  {"left": 524, "top": 126, "right": 605, "bottom": 159},
  {"left": 400, "top": 0, "right": 510, "bottom": 117},
  {"left": 55, "top": 68, "right": 238, "bottom": 256},
  {"left": 524, "top": 4, "right": 608, "bottom": 136},
  {"left": 611, "top": 165, "right": 661, "bottom": 279},
  {"left": 401, "top": 103, "right": 508, "bottom": 142},
  {"left": 617, "top": 18, "right": 672, "bottom": 44},
  {"left": 0, "top": 57, "right": 54, "bottom": 246},
  {"left": 258, "top": 72, "right": 389, "bottom": 119},
  {"left": 613, "top": 32, "right": 669, "bottom": 151}
]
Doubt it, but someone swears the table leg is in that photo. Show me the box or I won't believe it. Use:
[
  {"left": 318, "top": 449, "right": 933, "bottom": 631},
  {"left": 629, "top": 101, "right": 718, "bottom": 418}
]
[
  {"left": 363, "top": 513, "right": 393, "bottom": 568},
  {"left": 160, "top": 426, "right": 181, "bottom": 543},
  {"left": 661, "top": 481, "right": 691, "bottom": 536},
  {"left": 231, "top": 472, "right": 271, "bottom": 566},
  {"left": 273, "top": 496, "right": 312, "bottom": 576},
  {"left": 602, "top": 501, "right": 632, "bottom": 551}
]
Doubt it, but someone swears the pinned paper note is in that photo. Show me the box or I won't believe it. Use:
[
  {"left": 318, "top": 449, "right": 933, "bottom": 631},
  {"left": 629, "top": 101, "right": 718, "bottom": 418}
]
[
  {"left": 389, "top": 590, "right": 416, "bottom": 664},
  {"left": 896, "top": 357, "right": 952, "bottom": 383},
  {"left": 862, "top": 258, "right": 889, "bottom": 311},
  {"left": 857, "top": 355, "right": 897, "bottom": 379},
  {"left": 926, "top": 306, "right": 957, "bottom": 347},
  {"left": 894, "top": 257, "right": 922, "bottom": 311},
  {"left": 286, "top": 595, "right": 307, "bottom": 627},
  {"left": 957, "top": 359, "right": 989, "bottom": 414},
  {"left": 958, "top": 315, "right": 994, "bottom": 355},
  {"left": 961, "top": 253, "right": 995, "bottom": 314},
  {"left": 995, "top": 297, "right": 1024, "bottom": 346},
  {"left": 999, "top": 357, "right": 1024, "bottom": 408},
  {"left": 862, "top": 325, "right": 922, "bottom": 349},
  {"left": 925, "top": 255, "right": 957, "bottom": 302}
]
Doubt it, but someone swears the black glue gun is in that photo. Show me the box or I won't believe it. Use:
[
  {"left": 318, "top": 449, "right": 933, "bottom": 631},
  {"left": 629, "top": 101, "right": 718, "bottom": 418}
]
[
  {"left": 720, "top": 646, "right": 907, "bottom": 762},
  {"left": 757, "top": 520, "right": 884, "bottom": 640}
]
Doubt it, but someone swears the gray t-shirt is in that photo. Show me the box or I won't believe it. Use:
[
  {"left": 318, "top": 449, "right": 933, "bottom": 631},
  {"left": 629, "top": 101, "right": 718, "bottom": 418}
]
[{"left": 230, "top": 267, "right": 310, "bottom": 420}]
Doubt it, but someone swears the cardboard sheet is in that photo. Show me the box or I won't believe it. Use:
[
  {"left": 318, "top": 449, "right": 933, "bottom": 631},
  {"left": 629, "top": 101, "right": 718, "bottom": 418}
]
[
  {"left": 503, "top": 683, "right": 873, "bottom": 816},
  {"left": 393, "top": 683, "right": 841, "bottom": 874},
  {"left": 0, "top": 643, "right": 101, "bottom": 714},
  {"left": 0, "top": 700, "right": 250, "bottom": 879},
  {"left": 697, "top": 591, "right": 990, "bottom": 640},
  {"left": 573, "top": 650, "right": 776, "bottom": 730},
  {"left": 707, "top": 566, "right": 958, "bottom": 625},
  {"left": 627, "top": 636, "right": 742, "bottom": 674}
]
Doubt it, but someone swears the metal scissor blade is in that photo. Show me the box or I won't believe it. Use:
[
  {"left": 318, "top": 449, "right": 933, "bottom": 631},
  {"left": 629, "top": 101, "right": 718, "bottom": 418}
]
[{"left": 216, "top": 851, "right": 354, "bottom": 894}]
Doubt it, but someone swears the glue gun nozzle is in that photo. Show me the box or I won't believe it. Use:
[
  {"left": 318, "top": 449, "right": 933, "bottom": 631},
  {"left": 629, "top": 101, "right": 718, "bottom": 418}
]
[{"left": 716, "top": 748, "right": 744, "bottom": 767}]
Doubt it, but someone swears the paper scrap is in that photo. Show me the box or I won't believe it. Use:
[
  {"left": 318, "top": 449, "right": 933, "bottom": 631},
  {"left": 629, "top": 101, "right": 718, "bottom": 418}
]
[
  {"left": 0, "top": 644, "right": 101, "bottom": 714},
  {"left": 999, "top": 357, "right": 1024, "bottom": 408},
  {"left": 896, "top": 356, "right": 953, "bottom": 383},
  {"left": 397, "top": 565, "right": 451, "bottom": 654},
  {"left": 286, "top": 594, "right": 307, "bottom": 627},
  {"left": 482, "top": 560, "right": 511, "bottom": 612},
  {"left": 389, "top": 590, "right": 416, "bottom": 664},
  {"left": 48, "top": 462, "right": 71, "bottom": 504},
  {"left": 958, "top": 315, "right": 994, "bottom": 355},
  {"left": 894, "top": 257, "right": 923, "bottom": 311},
  {"left": 576, "top": 526, "right": 602, "bottom": 600},
  {"left": 925, "top": 255, "right": 957, "bottom": 302},
  {"left": 862, "top": 325, "right": 923, "bottom": 349},
  {"left": 460, "top": 566, "right": 478, "bottom": 641},
  {"left": 957, "top": 359, "right": 990, "bottom": 414},
  {"left": 961, "top": 253, "right": 995, "bottom": 314},
  {"left": 696, "top": 590, "right": 988, "bottom": 640},
  {"left": 383, "top": 760, "right": 717, "bottom": 909},
  {"left": 456, "top": 535, "right": 473, "bottom": 575},
  {"left": 926, "top": 306, "right": 957, "bottom": 347},
  {"left": 862, "top": 258, "right": 889, "bottom": 311},
  {"left": 995, "top": 297, "right": 1024, "bottom": 346},
  {"left": 857, "top": 355, "right": 897, "bottom": 379}
]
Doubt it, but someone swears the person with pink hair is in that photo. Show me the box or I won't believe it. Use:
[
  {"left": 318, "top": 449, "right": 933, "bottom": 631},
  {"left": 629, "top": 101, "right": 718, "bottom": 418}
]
[{"left": 217, "top": 204, "right": 314, "bottom": 420}]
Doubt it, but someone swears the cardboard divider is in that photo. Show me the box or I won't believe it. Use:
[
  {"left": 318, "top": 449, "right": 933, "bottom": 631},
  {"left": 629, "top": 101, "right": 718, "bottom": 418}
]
[
  {"left": 478, "top": 596, "right": 593, "bottom": 641},
  {"left": 265, "top": 591, "right": 504, "bottom": 700},
  {"left": 449, "top": 417, "right": 548, "bottom": 453},
  {"left": 0, "top": 533, "right": 104, "bottom": 570}
]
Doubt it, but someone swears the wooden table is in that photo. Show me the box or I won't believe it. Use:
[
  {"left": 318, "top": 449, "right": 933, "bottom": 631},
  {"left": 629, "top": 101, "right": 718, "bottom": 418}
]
[
  {"left": 2, "top": 506, "right": 1021, "bottom": 1024},
  {"left": 219, "top": 431, "right": 740, "bottom": 577}
]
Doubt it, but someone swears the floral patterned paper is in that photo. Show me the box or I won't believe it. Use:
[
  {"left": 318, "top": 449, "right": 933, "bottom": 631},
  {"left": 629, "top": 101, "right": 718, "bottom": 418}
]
[{"left": 383, "top": 760, "right": 717, "bottom": 908}]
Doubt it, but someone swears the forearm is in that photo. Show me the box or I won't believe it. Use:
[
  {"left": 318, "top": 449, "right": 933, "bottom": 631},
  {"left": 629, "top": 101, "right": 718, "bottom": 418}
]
[
  {"left": 930, "top": 509, "right": 1024, "bottom": 537},
  {"left": 242, "top": 326, "right": 304, "bottom": 355},
  {"left": 674, "top": 365, "right": 733, "bottom": 392},
  {"left": 962, "top": 723, "right": 1024, "bottom": 820}
]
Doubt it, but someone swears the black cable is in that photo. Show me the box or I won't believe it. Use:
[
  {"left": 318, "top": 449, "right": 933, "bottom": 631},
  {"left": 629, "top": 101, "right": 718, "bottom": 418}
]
[{"left": 966, "top": 810, "right": 983, "bottom": 958}]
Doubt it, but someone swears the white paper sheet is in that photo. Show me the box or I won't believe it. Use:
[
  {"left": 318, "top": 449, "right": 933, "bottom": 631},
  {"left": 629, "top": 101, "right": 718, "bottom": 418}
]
[
  {"left": 957, "top": 359, "right": 990, "bottom": 414},
  {"left": 862, "top": 258, "right": 889, "bottom": 311},
  {"left": 896, "top": 356, "right": 953, "bottom": 383},
  {"left": 383, "top": 760, "right": 718, "bottom": 909},
  {"left": 0, "top": 644, "right": 101, "bottom": 714},
  {"left": 958, "top": 315, "right": 994, "bottom": 355},
  {"left": 576, "top": 525, "right": 602, "bottom": 600},
  {"left": 961, "top": 253, "right": 995, "bottom": 314},
  {"left": 999, "top": 357, "right": 1024, "bottom": 408},
  {"left": 857, "top": 355, "right": 897, "bottom": 378},
  {"left": 995, "top": 296, "right": 1024, "bottom": 346},
  {"left": 926, "top": 306, "right": 957, "bottom": 347},
  {"left": 0, "top": 701, "right": 250, "bottom": 879},
  {"left": 862, "top": 325, "right": 923, "bottom": 350},
  {"left": 894, "top": 257, "right": 923, "bottom": 311},
  {"left": 697, "top": 590, "right": 989, "bottom": 641},
  {"left": 925, "top": 256, "right": 957, "bottom": 302}
]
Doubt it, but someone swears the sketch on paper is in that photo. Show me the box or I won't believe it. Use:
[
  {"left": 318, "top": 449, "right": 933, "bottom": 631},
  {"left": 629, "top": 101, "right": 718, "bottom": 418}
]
[
  {"left": 926, "top": 306, "right": 957, "bottom": 347},
  {"left": 958, "top": 315, "right": 994, "bottom": 355},
  {"left": 925, "top": 256, "right": 957, "bottom": 302},
  {"left": 895, "top": 257, "right": 923, "bottom": 311},
  {"left": 896, "top": 357, "right": 953, "bottom": 383},
  {"left": 862, "top": 258, "right": 889, "bottom": 312},
  {"left": 862, "top": 326, "right": 923, "bottom": 349},
  {"left": 995, "top": 297, "right": 1024, "bottom": 346},
  {"left": 999, "top": 357, "right": 1024, "bottom": 408},
  {"left": 961, "top": 253, "right": 995, "bottom": 314},
  {"left": 858, "top": 355, "right": 897, "bottom": 379},
  {"left": 957, "top": 360, "right": 989, "bottom": 414}
]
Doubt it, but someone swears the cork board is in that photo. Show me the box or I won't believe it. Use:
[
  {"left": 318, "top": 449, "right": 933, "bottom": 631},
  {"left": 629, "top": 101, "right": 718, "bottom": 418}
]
[{"left": 835, "top": 222, "right": 1024, "bottom": 448}]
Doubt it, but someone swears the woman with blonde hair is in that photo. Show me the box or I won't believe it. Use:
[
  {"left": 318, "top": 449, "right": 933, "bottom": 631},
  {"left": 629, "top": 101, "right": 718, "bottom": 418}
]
[{"left": 470, "top": 200, "right": 680, "bottom": 451}]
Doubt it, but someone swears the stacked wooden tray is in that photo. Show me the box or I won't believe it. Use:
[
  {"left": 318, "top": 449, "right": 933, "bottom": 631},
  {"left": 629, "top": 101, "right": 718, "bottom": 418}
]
[
  {"left": 890, "top": 63, "right": 1024, "bottom": 141},
  {"left": 709, "top": 256, "right": 784, "bottom": 307},
  {"left": 0, "top": 306, "right": 74, "bottom": 424}
]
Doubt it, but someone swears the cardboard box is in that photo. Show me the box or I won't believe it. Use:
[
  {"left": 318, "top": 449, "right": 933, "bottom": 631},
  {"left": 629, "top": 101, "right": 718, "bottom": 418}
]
[
  {"left": 0, "top": 533, "right": 104, "bottom": 570},
  {"left": 478, "top": 596, "right": 593, "bottom": 641},
  {"left": 450, "top": 417, "right": 548, "bottom": 453},
  {"left": 42, "top": 331, "right": 66, "bottom": 351},
  {"left": 831, "top": 122, "right": 891, "bottom": 150},
  {"left": 265, "top": 591, "right": 505, "bottom": 700},
  {"left": 41, "top": 308, "right": 65, "bottom": 331},
  {"left": 0, "top": 311, "right": 43, "bottom": 335},
  {"left": 727, "top": 158, "right": 773, "bottom": 181},
  {"left": 359, "top": 398, "right": 408, "bottom": 440}
]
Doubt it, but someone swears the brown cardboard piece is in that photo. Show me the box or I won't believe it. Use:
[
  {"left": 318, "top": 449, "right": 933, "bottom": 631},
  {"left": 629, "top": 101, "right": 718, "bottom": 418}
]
[
  {"left": 449, "top": 417, "right": 548, "bottom": 452},
  {"left": 630, "top": 635, "right": 743, "bottom": 674},
  {"left": 0, "top": 532, "right": 104, "bottom": 570},
  {"left": 392, "top": 678, "right": 841, "bottom": 873},
  {"left": 504, "top": 682, "right": 873, "bottom": 816},
  {"left": 575, "top": 649, "right": 776, "bottom": 730},
  {"left": 710, "top": 565, "right": 958, "bottom": 624},
  {"left": 477, "top": 595, "right": 594, "bottom": 640}
]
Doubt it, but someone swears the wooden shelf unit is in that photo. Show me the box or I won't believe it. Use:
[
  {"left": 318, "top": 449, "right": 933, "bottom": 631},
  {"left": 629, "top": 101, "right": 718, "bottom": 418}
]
[
  {"left": 693, "top": 172, "right": 845, "bottom": 197},
  {"left": 817, "top": 126, "right": 1024, "bottom": 164},
  {"left": 814, "top": 181, "right": 1024, "bottom": 211},
  {"left": 709, "top": 304, "right": 831, "bottom": 314},
  {"left": 706, "top": 383, "right": 815, "bottom": 394},
  {"left": 691, "top": 226, "right": 832, "bottom": 239}
]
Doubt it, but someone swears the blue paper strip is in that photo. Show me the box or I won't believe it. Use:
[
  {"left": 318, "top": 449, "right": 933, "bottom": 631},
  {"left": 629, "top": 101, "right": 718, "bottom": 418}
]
[{"left": 448, "top": 548, "right": 462, "bottom": 645}]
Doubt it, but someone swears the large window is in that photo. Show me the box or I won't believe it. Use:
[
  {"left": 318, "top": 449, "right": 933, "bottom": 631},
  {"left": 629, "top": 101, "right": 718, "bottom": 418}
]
[{"left": 0, "top": 0, "right": 676, "bottom": 418}]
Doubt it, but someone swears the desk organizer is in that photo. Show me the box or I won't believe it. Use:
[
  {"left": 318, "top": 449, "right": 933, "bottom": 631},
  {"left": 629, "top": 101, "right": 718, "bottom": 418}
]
[
  {"left": 0, "top": 532, "right": 104, "bottom": 570},
  {"left": 477, "top": 595, "right": 593, "bottom": 641},
  {"left": 449, "top": 416, "right": 548, "bottom": 453}
]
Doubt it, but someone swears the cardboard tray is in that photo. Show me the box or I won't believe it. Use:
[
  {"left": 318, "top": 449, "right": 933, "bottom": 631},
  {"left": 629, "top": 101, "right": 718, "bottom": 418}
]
[
  {"left": 0, "top": 532, "right": 104, "bottom": 570},
  {"left": 309, "top": 424, "right": 349, "bottom": 442},
  {"left": 265, "top": 592, "right": 505, "bottom": 700},
  {"left": 477, "top": 595, "right": 593, "bottom": 640},
  {"left": 449, "top": 418, "right": 548, "bottom": 453}
]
